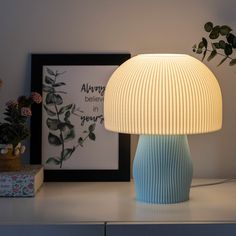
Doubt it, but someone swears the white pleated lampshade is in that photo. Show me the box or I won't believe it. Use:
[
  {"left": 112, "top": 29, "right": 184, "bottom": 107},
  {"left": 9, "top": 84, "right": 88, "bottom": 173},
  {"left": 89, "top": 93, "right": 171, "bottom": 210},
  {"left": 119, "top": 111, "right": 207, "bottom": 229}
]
[{"left": 104, "top": 54, "right": 222, "bottom": 135}]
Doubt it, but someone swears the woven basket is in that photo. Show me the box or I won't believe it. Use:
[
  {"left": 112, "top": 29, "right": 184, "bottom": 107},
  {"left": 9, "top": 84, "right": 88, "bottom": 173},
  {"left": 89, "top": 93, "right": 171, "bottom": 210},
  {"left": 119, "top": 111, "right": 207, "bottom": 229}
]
[{"left": 0, "top": 151, "right": 22, "bottom": 172}]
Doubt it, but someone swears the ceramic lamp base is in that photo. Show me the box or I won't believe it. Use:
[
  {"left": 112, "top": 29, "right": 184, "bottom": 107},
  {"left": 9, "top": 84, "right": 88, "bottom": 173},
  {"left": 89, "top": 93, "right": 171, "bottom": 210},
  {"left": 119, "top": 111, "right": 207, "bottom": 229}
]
[{"left": 133, "top": 135, "right": 193, "bottom": 204}]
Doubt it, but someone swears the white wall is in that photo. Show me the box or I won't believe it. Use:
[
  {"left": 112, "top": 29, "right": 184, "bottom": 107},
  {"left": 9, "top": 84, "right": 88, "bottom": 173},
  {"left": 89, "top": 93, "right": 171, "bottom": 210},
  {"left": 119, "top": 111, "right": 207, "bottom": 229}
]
[{"left": 0, "top": 0, "right": 236, "bottom": 178}]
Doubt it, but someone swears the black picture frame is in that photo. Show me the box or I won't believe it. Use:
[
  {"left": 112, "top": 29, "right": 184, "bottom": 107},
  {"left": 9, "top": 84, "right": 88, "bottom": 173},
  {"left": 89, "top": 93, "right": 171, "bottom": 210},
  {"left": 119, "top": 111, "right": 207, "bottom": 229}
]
[{"left": 30, "top": 53, "right": 131, "bottom": 181}]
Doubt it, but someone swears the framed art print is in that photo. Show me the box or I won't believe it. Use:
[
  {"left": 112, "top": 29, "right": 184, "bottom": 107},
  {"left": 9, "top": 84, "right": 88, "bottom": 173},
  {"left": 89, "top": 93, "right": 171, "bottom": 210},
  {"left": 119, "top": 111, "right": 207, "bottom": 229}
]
[{"left": 30, "top": 54, "right": 131, "bottom": 181}]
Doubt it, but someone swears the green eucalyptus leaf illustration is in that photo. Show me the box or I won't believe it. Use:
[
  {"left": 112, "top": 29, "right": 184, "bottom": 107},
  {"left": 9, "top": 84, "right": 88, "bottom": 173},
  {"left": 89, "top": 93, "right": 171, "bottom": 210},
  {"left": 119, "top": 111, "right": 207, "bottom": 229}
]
[
  {"left": 217, "top": 57, "right": 228, "bottom": 67},
  {"left": 202, "top": 50, "right": 207, "bottom": 61},
  {"left": 59, "top": 104, "right": 73, "bottom": 115},
  {"left": 89, "top": 132, "right": 96, "bottom": 141},
  {"left": 224, "top": 43, "right": 233, "bottom": 56},
  {"left": 89, "top": 123, "right": 96, "bottom": 132},
  {"left": 48, "top": 132, "right": 62, "bottom": 146},
  {"left": 207, "top": 50, "right": 217, "bottom": 61},
  {"left": 45, "top": 76, "right": 55, "bottom": 85},
  {"left": 61, "top": 148, "right": 75, "bottom": 161},
  {"left": 53, "top": 94, "right": 63, "bottom": 105},
  {"left": 46, "top": 93, "right": 55, "bottom": 105},
  {"left": 46, "top": 93, "right": 63, "bottom": 105},
  {"left": 202, "top": 37, "right": 208, "bottom": 48},
  {"left": 62, "top": 127, "right": 75, "bottom": 142},
  {"left": 78, "top": 137, "right": 83, "bottom": 146},
  {"left": 46, "top": 68, "right": 56, "bottom": 76},
  {"left": 46, "top": 118, "right": 60, "bottom": 130},
  {"left": 226, "top": 33, "right": 235, "bottom": 45},
  {"left": 58, "top": 122, "right": 74, "bottom": 130},
  {"left": 43, "top": 85, "right": 55, "bottom": 93},
  {"left": 220, "top": 25, "right": 232, "bottom": 36},
  {"left": 64, "top": 111, "right": 71, "bottom": 122},
  {"left": 198, "top": 41, "right": 204, "bottom": 49},
  {"left": 229, "top": 58, "right": 236, "bottom": 66},
  {"left": 52, "top": 82, "right": 66, "bottom": 87},
  {"left": 204, "top": 22, "right": 213, "bottom": 32},
  {"left": 46, "top": 157, "right": 61, "bottom": 165},
  {"left": 209, "top": 26, "right": 220, "bottom": 39},
  {"left": 219, "top": 40, "right": 226, "bottom": 49},
  {"left": 43, "top": 105, "right": 56, "bottom": 116},
  {"left": 196, "top": 48, "right": 203, "bottom": 54},
  {"left": 212, "top": 42, "right": 220, "bottom": 49}
]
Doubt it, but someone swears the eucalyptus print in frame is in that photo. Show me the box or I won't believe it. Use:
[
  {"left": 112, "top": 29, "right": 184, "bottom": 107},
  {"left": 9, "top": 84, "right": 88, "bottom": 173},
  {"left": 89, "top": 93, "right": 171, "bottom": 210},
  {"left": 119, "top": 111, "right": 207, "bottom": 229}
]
[
  {"left": 43, "top": 67, "right": 96, "bottom": 168},
  {"left": 31, "top": 54, "right": 131, "bottom": 181}
]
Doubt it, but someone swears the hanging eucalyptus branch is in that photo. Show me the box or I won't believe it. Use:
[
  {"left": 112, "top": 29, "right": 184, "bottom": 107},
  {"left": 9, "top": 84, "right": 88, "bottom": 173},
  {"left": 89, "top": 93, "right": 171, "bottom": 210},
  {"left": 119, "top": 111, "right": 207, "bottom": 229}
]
[{"left": 193, "top": 22, "right": 236, "bottom": 66}]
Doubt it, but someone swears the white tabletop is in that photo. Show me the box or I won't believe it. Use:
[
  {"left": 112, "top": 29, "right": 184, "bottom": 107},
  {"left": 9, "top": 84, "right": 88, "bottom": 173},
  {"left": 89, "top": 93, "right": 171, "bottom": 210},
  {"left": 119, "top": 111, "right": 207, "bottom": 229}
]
[{"left": 0, "top": 179, "right": 236, "bottom": 224}]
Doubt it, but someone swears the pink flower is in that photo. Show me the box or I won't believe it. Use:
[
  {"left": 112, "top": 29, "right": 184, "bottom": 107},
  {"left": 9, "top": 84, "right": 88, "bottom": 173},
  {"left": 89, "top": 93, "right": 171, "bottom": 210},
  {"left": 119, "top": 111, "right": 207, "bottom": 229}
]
[
  {"left": 21, "top": 107, "right": 32, "bottom": 117},
  {"left": 30, "top": 92, "right": 42, "bottom": 104},
  {"left": 6, "top": 100, "right": 18, "bottom": 107}
]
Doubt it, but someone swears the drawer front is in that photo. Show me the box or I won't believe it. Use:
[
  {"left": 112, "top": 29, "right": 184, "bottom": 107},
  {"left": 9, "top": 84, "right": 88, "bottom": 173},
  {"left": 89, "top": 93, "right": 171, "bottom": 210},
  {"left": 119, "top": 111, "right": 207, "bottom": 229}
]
[
  {"left": 0, "top": 224, "right": 104, "bottom": 236},
  {"left": 106, "top": 223, "right": 236, "bottom": 236}
]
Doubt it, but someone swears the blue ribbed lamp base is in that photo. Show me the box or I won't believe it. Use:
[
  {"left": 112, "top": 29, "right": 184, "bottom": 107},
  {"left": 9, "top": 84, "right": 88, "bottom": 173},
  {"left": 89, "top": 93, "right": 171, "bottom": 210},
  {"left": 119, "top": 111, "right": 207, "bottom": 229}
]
[{"left": 133, "top": 135, "right": 193, "bottom": 204}]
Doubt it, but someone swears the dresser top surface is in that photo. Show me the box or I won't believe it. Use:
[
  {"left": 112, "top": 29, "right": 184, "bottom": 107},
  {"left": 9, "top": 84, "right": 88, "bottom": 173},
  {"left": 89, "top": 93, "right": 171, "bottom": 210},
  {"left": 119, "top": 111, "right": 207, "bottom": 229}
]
[{"left": 0, "top": 179, "right": 235, "bottom": 224}]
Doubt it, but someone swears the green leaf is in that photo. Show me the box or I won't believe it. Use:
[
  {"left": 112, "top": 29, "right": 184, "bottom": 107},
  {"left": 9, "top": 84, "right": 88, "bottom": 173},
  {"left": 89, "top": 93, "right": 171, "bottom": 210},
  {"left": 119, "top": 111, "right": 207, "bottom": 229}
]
[
  {"left": 52, "top": 82, "right": 66, "bottom": 87},
  {"left": 204, "top": 22, "right": 213, "bottom": 32},
  {"left": 217, "top": 57, "right": 228, "bottom": 67},
  {"left": 219, "top": 40, "right": 226, "bottom": 49},
  {"left": 4, "top": 117, "right": 12, "bottom": 123},
  {"left": 229, "top": 58, "right": 236, "bottom": 66},
  {"left": 227, "top": 33, "right": 235, "bottom": 45},
  {"left": 43, "top": 105, "right": 56, "bottom": 116},
  {"left": 213, "top": 42, "right": 220, "bottom": 49},
  {"left": 43, "top": 84, "right": 55, "bottom": 93},
  {"left": 211, "top": 42, "right": 216, "bottom": 51},
  {"left": 53, "top": 94, "right": 63, "bottom": 105},
  {"left": 46, "top": 68, "right": 55, "bottom": 76},
  {"left": 196, "top": 48, "right": 203, "bottom": 54},
  {"left": 61, "top": 148, "right": 75, "bottom": 161},
  {"left": 58, "top": 122, "right": 74, "bottom": 130},
  {"left": 89, "top": 123, "right": 96, "bottom": 132},
  {"left": 224, "top": 43, "right": 233, "bottom": 56},
  {"left": 48, "top": 132, "right": 62, "bottom": 146},
  {"left": 58, "top": 123, "right": 75, "bottom": 141},
  {"left": 62, "top": 127, "right": 75, "bottom": 142},
  {"left": 46, "top": 93, "right": 63, "bottom": 105},
  {"left": 46, "top": 157, "right": 60, "bottom": 165},
  {"left": 58, "top": 104, "right": 73, "bottom": 115},
  {"left": 46, "top": 93, "right": 54, "bottom": 105},
  {"left": 207, "top": 50, "right": 217, "bottom": 61},
  {"left": 202, "top": 37, "right": 208, "bottom": 48},
  {"left": 45, "top": 76, "right": 55, "bottom": 85},
  {"left": 65, "top": 111, "right": 70, "bottom": 118},
  {"left": 232, "top": 37, "right": 236, "bottom": 48},
  {"left": 64, "top": 111, "right": 71, "bottom": 122},
  {"left": 198, "top": 41, "right": 204, "bottom": 49},
  {"left": 202, "top": 49, "right": 207, "bottom": 61},
  {"left": 78, "top": 137, "right": 83, "bottom": 147},
  {"left": 220, "top": 25, "right": 232, "bottom": 36},
  {"left": 71, "top": 104, "right": 76, "bottom": 113},
  {"left": 192, "top": 44, "right": 197, "bottom": 49},
  {"left": 89, "top": 132, "right": 96, "bottom": 141},
  {"left": 46, "top": 118, "right": 60, "bottom": 130},
  {"left": 209, "top": 26, "right": 220, "bottom": 39}
]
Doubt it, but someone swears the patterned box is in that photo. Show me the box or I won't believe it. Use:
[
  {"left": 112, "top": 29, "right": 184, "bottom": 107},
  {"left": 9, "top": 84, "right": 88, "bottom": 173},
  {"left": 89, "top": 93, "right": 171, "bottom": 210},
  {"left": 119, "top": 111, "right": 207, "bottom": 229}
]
[{"left": 0, "top": 165, "right": 43, "bottom": 197}]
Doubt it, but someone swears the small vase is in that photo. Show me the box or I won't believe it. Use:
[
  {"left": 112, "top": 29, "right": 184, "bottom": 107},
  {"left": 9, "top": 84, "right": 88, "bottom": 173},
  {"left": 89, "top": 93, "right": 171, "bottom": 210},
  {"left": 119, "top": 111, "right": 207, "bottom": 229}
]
[{"left": 0, "top": 144, "right": 24, "bottom": 171}]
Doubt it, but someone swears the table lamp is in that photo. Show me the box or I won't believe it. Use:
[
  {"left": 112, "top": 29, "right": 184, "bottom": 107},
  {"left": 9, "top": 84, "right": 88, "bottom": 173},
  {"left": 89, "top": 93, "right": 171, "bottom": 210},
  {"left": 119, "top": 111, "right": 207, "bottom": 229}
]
[{"left": 104, "top": 54, "right": 222, "bottom": 204}]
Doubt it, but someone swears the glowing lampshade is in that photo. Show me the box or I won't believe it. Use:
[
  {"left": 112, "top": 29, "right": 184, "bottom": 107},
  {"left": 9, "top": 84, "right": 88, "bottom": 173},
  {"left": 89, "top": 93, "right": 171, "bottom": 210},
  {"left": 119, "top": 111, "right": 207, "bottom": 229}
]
[{"left": 104, "top": 54, "right": 222, "bottom": 204}]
